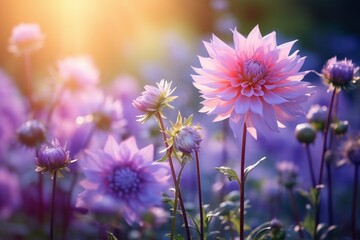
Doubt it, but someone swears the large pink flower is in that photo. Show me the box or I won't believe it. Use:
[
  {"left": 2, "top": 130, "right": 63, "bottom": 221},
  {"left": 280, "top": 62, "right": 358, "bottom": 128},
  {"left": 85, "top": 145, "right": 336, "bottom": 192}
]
[{"left": 192, "top": 25, "right": 312, "bottom": 138}]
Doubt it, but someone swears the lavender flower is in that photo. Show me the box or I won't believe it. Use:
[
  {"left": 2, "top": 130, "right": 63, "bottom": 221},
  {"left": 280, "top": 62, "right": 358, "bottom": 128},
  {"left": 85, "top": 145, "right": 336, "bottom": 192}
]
[
  {"left": 76, "top": 136, "right": 169, "bottom": 225},
  {"left": 321, "top": 57, "right": 359, "bottom": 89},
  {"left": 174, "top": 125, "right": 202, "bottom": 154},
  {"left": 35, "top": 139, "right": 74, "bottom": 178},
  {"left": 133, "top": 79, "right": 177, "bottom": 123}
]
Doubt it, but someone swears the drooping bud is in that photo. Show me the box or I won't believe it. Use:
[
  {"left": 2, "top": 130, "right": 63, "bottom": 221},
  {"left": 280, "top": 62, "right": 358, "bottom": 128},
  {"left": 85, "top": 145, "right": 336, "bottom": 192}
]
[
  {"left": 294, "top": 123, "right": 316, "bottom": 144},
  {"left": 17, "top": 120, "right": 46, "bottom": 148}
]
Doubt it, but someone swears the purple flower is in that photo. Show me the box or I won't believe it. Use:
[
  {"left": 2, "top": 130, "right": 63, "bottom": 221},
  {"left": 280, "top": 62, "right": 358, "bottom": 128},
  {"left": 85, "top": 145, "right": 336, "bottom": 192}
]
[
  {"left": 8, "top": 23, "right": 44, "bottom": 55},
  {"left": 133, "top": 79, "right": 177, "bottom": 123},
  {"left": 174, "top": 125, "right": 202, "bottom": 154},
  {"left": 76, "top": 136, "right": 169, "bottom": 225},
  {"left": 321, "top": 57, "right": 359, "bottom": 88},
  {"left": 0, "top": 168, "right": 21, "bottom": 219},
  {"left": 35, "top": 139, "right": 74, "bottom": 178}
]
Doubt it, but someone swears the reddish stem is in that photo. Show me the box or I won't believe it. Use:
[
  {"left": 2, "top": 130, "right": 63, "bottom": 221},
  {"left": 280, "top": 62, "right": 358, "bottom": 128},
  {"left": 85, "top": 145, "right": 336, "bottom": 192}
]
[
  {"left": 195, "top": 151, "right": 204, "bottom": 240},
  {"left": 240, "top": 123, "right": 247, "bottom": 240}
]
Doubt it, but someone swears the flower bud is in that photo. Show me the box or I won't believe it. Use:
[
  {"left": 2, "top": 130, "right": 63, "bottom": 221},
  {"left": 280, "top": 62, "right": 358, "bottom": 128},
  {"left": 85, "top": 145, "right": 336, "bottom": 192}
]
[
  {"left": 35, "top": 139, "right": 73, "bottom": 178},
  {"left": 174, "top": 126, "right": 202, "bottom": 154},
  {"left": 322, "top": 57, "right": 358, "bottom": 88},
  {"left": 276, "top": 161, "right": 298, "bottom": 189},
  {"left": 295, "top": 123, "right": 316, "bottom": 144},
  {"left": 17, "top": 120, "right": 46, "bottom": 148},
  {"left": 306, "top": 105, "right": 328, "bottom": 131},
  {"left": 331, "top": 120, "right": 349, "bottom": 136},
  {"left": 270, "top": 218, "right": 286, "bottom": 240},
  {"left": 343, "top": 136, "right": 360, "bottom": 165}
]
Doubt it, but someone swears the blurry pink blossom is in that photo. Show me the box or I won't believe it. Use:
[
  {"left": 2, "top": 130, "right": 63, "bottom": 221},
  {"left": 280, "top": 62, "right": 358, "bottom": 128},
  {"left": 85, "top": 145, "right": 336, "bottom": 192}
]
[
  {"left": 57, "top": 56, "right": 100, "bottom": 90},
  {"left": 8, "top": 23, "right": 44, "bottom": 55},
  {"left": 193, "top": 25, "right": 312, "bottom": 139}
]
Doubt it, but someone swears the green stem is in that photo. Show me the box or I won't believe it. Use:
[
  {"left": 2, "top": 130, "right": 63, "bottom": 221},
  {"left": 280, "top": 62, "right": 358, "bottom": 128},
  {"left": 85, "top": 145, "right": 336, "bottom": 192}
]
[
  {"left": 289, "top": 189, "right": 304, "bottom": 239},
  {"left": 195, "top": 151, "right": 204, "bottom": 240},
  {"left": 240, "top": 123, "right": 247, "bottom": 240},
  {"left": 315, "top": 89, "right": 337, "bottom": 240},
  {"left": 156, "top": 112, "right": 191, "bottom": 240},
  {"left": 305, "top": 144, "right": 316, "bottom": 188}
]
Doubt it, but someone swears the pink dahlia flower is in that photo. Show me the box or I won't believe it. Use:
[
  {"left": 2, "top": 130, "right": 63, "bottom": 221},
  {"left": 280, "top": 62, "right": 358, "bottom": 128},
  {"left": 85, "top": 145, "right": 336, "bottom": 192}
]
[
  {"left": 192, "top": 25, "right": 312, "bottom": 138},
  {"left": 8, "top": 23, "right": 44, "bottom": 55},
  {"left": 76, "top": 136, "right": 169, "bottom": 225}
]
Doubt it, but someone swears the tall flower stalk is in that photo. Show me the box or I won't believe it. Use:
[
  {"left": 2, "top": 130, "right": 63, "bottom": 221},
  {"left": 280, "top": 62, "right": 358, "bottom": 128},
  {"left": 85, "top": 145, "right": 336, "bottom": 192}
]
[
  {"left": 133, "top": 80, "right": 191, "bottom": 239},
  {"left": 239, "top": 123, "right": 247, "bottom": 240},
  {"left": 352, "top": 164, "right": 359, "bottom": 240}
]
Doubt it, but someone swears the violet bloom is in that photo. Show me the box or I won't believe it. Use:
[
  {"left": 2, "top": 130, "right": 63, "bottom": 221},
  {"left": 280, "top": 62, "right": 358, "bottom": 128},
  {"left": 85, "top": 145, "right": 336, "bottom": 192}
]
[
  {"left": 57, "top": 56, "right": 100, "bottom": 90},
  {"left": 8, "top": 23, "right": 44, "bottom": 55},
  {"left": 35, "top": 139, "right": 74, "bottom": 178},
  {"left": 0, "top": 168, "right": 21, "bottom": 219},
  {"left": 174, "top": 125, "right": 202, "bottom": 154},
  {"left": 192, "top": 25, "right": 312, "bottom": 139},
  {"left": 133, "top": 79, "right": 177, "bottom": 123},
  {"left": 76, "top": 136, "right": 169, "bottom": 225},
  {"left": 321, "top": 57, "right": 359, "bottom": 89}
]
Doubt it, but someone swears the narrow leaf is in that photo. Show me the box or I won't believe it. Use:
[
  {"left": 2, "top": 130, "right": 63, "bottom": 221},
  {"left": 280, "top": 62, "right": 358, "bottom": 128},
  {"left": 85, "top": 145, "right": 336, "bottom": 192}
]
[
  {"left": 244, "top": 156, "right": 266, "bottom": 180},
  {"left": 215, "top": 166, "right": 240, "bottom": 185}
]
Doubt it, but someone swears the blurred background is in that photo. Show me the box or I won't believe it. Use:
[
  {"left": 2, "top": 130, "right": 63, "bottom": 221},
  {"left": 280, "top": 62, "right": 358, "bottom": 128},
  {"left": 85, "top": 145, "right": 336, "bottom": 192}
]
[{"left": 1, "top": 0, "right": 359, "bottom": 89}]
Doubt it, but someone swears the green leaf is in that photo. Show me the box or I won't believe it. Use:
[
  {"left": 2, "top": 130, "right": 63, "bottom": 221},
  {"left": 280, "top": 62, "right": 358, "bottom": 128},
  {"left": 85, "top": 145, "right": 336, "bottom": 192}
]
[
  {"left": 215, "top": 166, "right": 240, "bottom": 185},
  {"left": 244, "top": 157, "right": 266, "bottom": 181},
  {"left": 107, "top": 232, "right": 118, "bottom": 240}
]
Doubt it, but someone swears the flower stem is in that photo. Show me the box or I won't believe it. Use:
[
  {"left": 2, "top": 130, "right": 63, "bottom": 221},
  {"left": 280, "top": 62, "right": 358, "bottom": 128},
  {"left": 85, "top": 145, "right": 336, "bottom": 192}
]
[
  {"left": 171, "top": 160, "right": 186, "bottom": 239},
  {"left": 305, "top": 144, "right": 316, "bottom": 188},
  {"left": 352, "top": 164, "right": 359, "bottom": 240},
  {"left": 315, "top": 89, "right": 336, "bottom": 240},
  {"left": 50, "top": 171, "right": 57, "bottom": 240},
  {"left": 326, "top": 161, "right": 334, "bottom": 227},
  {"left": 38, "top": 172, "right": 44, "bottom": 224},
  {"left": 156, "top": 112, "right": 191, "bottom": 240},
  {"left": 195, "top": 151, "right": 204, "bottom": 240},
  {"left": 289, "top": 189, "right": 305, "bottom": 239},
  {"left": 240, "top": 123, "right": 247, "bottom": 240},
  {"left": 23, "top": 52, "right": 33, "bottom": 109}
]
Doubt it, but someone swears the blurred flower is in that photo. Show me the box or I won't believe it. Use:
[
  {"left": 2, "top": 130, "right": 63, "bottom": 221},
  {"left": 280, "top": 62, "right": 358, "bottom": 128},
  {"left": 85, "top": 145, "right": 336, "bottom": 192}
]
[
  {"left": 35, "top": 139, "right": 74, "bottom": 178},
  {"left": 8, "top": 23, "right": 44, "bottom": 55},
  {"left": 331, "top": 120, "right": 349, "bottom": 136},
  {"left": 276, "top": 161, "right": 298, "bottom": 189},
  {"left": 77, "top": 96, "right": 126, "bottom": 133},
  {"left": 269, "top": 218, "right": 286, "bottom": 240},
  {"left": 192, "top": 25, "right": 311, "bottom": 139},
  {"left": 76, "top": 136, "right": 169, "bottom": 225},
  {"left": 342, "top": 136, "right": 360, "bottom": 165},
  {"left": 321, "top": 57, "right": 359, "bottom": 89},
  {"left": 0, "top": 70, "right": 26, "bottom": 159},
  {"left": 294, "top": 123, "right": 316, "bottom": 144},
  {"left": 56, "top": 56, "right": 100, "bottom": 90},
  {"left": 306, "top": 104, "right": 328, "bottom": 131},
  {"left": 17, "top": 119, "right": 47, "bottom": 148},
  {"left": 0, "top": 168, "right": 21, "bottom": 219},
  {"left": 133, "top": 79, "right": 177, "bottom": 123}
]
